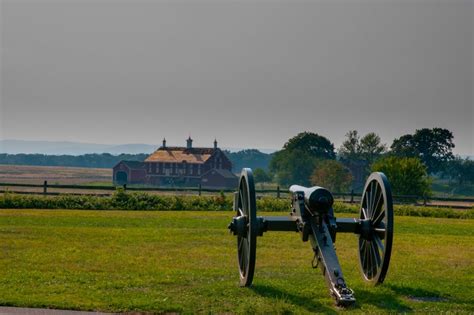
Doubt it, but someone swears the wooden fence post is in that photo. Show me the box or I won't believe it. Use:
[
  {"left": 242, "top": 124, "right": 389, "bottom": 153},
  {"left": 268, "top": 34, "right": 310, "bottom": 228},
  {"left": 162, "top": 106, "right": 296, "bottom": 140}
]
[
  {"left": 423, "top": 194, "right": 427, "bottom": 206},
  {"left": 43, "top": 181, "right": 48, "bottom": 195},
  {"left": 277, "top": 185, "right": 280, "bottom": 199},
  {"left": 198, "top": 184, "right": 202, "bottom": 196}
]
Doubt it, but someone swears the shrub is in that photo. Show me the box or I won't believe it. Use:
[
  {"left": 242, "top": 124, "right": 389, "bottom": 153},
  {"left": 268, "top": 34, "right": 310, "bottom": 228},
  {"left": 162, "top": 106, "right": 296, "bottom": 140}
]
[
  {"left": 371, "top": 156, "right": 431, "bottom": 197},
  {"left": 1, "top": 191, "right": 471, "bottom": 219}
]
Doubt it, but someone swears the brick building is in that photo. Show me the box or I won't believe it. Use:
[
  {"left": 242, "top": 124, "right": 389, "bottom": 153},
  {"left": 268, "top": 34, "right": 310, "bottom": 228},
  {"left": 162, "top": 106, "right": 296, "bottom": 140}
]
[{"left": 113, "top": 138, "right": 237, "bottom": 189}]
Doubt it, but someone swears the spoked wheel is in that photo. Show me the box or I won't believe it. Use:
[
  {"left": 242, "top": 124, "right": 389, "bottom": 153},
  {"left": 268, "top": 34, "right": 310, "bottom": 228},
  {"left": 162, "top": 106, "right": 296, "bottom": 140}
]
[
  {"left": 358, "top": 172, "right": 394, "bottom": 284},
  {"left": 229, "top": 168, "right": 257, "bottom": 287}
]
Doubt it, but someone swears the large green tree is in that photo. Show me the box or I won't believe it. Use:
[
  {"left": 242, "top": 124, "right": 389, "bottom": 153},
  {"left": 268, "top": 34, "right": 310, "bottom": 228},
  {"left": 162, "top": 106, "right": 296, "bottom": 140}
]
[
  {"left": 283, "top": 132, "right": 336, "bottom": 160},
  {"left": 270, "top": 132, "right": 336, "bottom": 186},
  {"left": 390, "top": 128, "right": 455, "bottom": 174},
  {"left": 371, "top": 156, "right": 431, "bottom": 196}
]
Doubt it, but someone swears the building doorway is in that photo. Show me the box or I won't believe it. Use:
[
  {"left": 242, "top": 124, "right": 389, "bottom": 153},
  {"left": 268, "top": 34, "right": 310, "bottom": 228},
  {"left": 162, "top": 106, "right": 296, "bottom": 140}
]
[{"left": 116, "top": 171, "right": 128, "bottom": 185}]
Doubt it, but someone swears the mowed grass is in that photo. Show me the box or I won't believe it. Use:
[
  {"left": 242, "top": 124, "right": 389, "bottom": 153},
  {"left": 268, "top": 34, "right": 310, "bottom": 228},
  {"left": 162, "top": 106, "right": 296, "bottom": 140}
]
[{"left": 0, "top": 210, "right": 472, "bottom": 314}]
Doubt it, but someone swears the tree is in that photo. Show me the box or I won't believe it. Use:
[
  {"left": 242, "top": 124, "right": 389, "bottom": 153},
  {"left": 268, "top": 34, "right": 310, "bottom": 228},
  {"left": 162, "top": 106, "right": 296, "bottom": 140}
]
[
  {"left": 443, "top": 157, "right": 474, "bottom": 185},
  {"left": 338, "top": 130, "right": 360, "bottom": 162},
  {"left": 310, "top": 160, "right": 353, "bottom": 192},
  {"left": 390, "top": 128, "right": 455, "bottom": 174},
  {"left": 338, "top": 130, "right": 386, "bottom": 165},
  {"left": 359, "top": 132, "right": 387, "bottom": 165},
  {"left": 270, "top": 132, "right": 336, "bottom": 186},
  {"left": 270, "top": 149, "right": 317, "bottom": 186},
  {"left": 253, "top": 168, "right": 271, "bottom": 183},
  {"left": 283, "top": 132, "right": 336, "bottom": 160},
  {"left": 371, "top": 156, "right": 431, "bottom": 196}
]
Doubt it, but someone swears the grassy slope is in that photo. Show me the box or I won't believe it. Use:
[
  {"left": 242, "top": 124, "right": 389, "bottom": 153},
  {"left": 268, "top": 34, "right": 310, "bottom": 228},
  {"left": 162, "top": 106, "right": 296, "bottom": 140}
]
[{"left": 0, "top": 210, "right": 472, "bottom": 314}]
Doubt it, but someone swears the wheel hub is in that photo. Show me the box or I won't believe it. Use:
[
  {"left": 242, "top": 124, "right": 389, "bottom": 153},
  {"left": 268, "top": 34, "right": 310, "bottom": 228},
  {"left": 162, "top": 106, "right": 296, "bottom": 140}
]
[
  {"left": 360, "top": 219, "right": 373, "bottom": 241},
  {"left": 228, "top": 216, "right": 248, "bottom": 237}
]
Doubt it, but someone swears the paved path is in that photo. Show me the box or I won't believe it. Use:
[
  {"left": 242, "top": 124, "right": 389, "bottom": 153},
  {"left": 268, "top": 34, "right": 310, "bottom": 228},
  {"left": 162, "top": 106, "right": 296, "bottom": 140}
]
[{"left": 0, "top": 307, "right": 118, "bottom": 315}]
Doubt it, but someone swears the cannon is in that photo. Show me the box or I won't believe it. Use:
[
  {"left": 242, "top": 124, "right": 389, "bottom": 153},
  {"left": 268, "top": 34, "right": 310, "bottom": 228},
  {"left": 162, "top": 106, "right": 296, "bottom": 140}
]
[{"left": 228, "top": 168, "right": 393, "bottom": 306}]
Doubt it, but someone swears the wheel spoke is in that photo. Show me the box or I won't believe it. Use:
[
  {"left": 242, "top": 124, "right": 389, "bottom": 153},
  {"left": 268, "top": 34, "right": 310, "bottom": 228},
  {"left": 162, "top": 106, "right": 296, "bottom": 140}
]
[
  {"left": 360, "top": 240, "right": 367, "bottom": 272},
  {"left": 366, "top": 241, "right": 372, "bottom": 277},
  {"left": 369, "top": 182, "right": 376, "bottom": 218},
  {"left": 365, "top": 189, "right": 371, "bottom": 218},
  {"left": 241, "top": 189, "right": 247, "bottom": 214},
  {"left": 371, "top": 241, "right": 381, "bottom": 269},
  {"left": 239, "top": 242, "right": 245, "bottom": 271},
  {"left": 242, "top": 240, "right": 248, "bottom": 269},
  {"left": 361, "top": 207, "right": 368, "bottom": 219},
  {"left": 375, "top": 227, "right": 386, "bottom": 239},
  {"left": 365, "top": 241, "right": 370, "bottom": 274},
  {"left": 239, "top": 190, "right": 244, "bottom": 212},
  {"left": 371, "top": 183, "right": 379, "bottom": 218},
  {"left": 371, "top": 185, "right": 383, "bottom": 221},
  {"left": 373, "top": 203, "right": 385, "bottom": 226},
  {"left": 238, "top": 237, "right": 244, "bottom": 251},
  {"left": 373, "top": 234, "right": 385, "bottom": 253}
]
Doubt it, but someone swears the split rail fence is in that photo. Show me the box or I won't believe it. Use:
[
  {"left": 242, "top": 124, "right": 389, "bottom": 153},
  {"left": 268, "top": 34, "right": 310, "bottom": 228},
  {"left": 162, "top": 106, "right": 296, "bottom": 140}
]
[{"left": 0, "top": 181, "right": 473, "bottom": 209}]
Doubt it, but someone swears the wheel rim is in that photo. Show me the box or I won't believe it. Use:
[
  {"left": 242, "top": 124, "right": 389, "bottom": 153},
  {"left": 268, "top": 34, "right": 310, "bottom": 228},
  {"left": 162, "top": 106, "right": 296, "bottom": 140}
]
[
  {"left": 235, "top": 168, "right": 257, "bottom": 287},
  {"left": 358, "top": 172, "right": 393, "bottom": 284}
]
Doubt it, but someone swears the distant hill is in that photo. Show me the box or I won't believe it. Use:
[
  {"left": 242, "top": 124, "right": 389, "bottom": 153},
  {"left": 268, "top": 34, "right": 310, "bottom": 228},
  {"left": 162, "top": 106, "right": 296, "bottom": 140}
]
[
  {"left": 0, "top": 140, "right": 157, "bottom": 155},
  {"left": 0, "top": 139, "right": 277, "bottom": 155}
]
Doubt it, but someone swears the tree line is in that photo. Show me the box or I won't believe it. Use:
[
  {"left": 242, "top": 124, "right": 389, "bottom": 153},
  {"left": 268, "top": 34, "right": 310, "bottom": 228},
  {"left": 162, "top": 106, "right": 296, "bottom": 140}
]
[
  {"left": 254, "top": 128, "right": 473, "bottom": 197},
  {"left": 0, "top": 150, "right": 273, "bottom": 173},
  {"left": 1, "top": 128, "right": 472, "bottom": 196},
  {"left": 0, "top": 153, "right": 149, "bottom": 169}
]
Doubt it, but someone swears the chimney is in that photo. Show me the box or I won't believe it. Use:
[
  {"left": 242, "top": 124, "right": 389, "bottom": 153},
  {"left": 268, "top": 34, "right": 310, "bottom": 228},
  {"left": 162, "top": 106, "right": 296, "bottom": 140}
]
[
  {"left": 186, "top": 136, "right": 193, "bottom": 149},
  {"left": 162, "top": 138, "right": 167, "bottom": 148},
  {"left": 214, "top": 139, "right": 218, "bottom": 150}
]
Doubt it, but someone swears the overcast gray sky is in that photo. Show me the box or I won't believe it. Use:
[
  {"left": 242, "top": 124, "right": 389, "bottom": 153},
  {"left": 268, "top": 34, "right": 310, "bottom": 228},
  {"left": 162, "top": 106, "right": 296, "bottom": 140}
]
[{"left": 1, "top": 0, "right": 473, "bottom": 154}]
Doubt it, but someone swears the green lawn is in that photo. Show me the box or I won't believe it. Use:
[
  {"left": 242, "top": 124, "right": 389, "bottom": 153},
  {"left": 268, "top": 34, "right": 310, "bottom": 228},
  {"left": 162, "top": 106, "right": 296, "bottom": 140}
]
[{"left": 0, "top": 210, "right": 473, "bottom": 314}]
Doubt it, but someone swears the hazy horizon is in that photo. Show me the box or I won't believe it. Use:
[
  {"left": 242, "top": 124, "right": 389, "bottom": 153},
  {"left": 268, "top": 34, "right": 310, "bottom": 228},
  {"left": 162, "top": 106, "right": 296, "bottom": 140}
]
[{"left": 1, "top": 0, "right": 473, "bottom": 155}]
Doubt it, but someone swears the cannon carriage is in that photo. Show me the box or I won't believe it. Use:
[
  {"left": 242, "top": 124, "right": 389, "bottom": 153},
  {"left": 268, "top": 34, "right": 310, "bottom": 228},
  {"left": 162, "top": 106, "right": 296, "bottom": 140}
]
[{"left": 228, "top": 168, "right": 394, "bottom": 306}]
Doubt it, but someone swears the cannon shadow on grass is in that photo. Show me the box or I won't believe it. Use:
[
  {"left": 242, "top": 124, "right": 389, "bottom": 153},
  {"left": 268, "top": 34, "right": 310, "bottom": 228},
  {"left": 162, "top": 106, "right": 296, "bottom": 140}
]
[
  {"left": 355, "top": 284, "right": 456, "bottom": 311},
  {"left": 354, "top": 287, "right": 413, "bottom": 312},
  {"left": 387, "top": 284, "right": 452, "bottom": 303},
  {"left": 250, "top": 284, "right": 338, "bottom": 314},
  {"left": 251, "top": 283, "right": 438, "bottom": 312}
]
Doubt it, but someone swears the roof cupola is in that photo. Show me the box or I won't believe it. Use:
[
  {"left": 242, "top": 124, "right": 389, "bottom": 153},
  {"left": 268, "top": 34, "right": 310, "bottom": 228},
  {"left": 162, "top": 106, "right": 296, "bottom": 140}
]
[{"left": 186, "top": 136, "right": 193, "bottom": 149}]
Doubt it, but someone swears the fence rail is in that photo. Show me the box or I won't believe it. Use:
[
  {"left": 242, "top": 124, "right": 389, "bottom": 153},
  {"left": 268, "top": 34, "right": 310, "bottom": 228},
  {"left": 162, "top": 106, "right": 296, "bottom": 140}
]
[{"left": 0, "top": 182, "right": 473, "bottom": 208}]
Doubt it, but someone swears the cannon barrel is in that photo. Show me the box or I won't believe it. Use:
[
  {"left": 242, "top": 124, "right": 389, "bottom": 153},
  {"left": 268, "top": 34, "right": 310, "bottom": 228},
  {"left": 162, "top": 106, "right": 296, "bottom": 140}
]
[{"left": 289, "top": 185, "right": 334, "bottom": 214}]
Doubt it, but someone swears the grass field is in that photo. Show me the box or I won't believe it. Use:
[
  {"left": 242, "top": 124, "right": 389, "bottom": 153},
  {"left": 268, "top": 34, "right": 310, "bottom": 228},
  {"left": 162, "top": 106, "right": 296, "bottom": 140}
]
[{"left": 0, "top": 210, "right": 473, "bottom": 314}]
